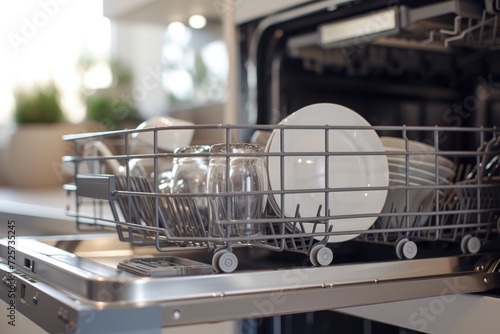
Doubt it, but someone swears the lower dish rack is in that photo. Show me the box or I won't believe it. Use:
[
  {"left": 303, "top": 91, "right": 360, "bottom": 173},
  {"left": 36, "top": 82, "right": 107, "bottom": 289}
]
[{"left": 63, "top": 124, "right": 500, "bottom": 273}]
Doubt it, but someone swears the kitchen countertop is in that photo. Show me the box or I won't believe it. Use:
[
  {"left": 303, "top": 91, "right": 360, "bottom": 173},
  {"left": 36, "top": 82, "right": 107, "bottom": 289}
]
[
  {"left": 0, "top": 186, "right": 67, "bottom": 214},
  {"left": 0, "top": 186, "right": 88, "bottom": 237}
]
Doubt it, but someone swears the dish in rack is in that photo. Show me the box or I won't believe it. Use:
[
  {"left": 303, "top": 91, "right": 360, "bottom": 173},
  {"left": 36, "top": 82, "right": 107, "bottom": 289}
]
[{"left": 265, "top": 103, "right": 390, "bottom": 243}]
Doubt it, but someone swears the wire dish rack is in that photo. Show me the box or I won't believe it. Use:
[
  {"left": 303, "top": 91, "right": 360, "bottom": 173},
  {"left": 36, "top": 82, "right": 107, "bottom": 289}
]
[
  {"left": 423, "top": 10, "right": 500, "bottom": 50},
  {"left": 63, "top": 124, "right": 500, "bottom": 273}
]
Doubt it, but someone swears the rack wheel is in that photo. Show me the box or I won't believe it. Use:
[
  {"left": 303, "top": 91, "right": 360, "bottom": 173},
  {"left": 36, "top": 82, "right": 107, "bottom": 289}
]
[
  {"left": 309, "top": 244, "right": 334, "bottom": 267},
  {"left": 395, "top": 238, "right": 418, "bottom": 260},
  {"left": 461, "top": 234, "right": 481, "bottom": 254},
  {"left": 212, "top": 249, "right": 238, "bottom": 273}
]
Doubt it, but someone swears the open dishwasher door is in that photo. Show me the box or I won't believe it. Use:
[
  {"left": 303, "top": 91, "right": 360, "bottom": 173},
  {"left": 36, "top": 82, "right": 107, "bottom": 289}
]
[{"left": 1, "top": 233, "right": 500, "bottom": 333}]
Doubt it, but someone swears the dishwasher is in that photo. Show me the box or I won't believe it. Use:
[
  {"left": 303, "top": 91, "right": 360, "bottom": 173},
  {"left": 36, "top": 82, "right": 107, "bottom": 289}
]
[{"left": 1, "top": 0, "right": 500, "bottom": 333}]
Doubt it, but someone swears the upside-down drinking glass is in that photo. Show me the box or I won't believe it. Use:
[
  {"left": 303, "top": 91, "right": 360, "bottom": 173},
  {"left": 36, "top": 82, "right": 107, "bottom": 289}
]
[
  {"left": 170, "top": 145, "right": 211, "bottom": 229},
  {"left": 207, "top": 143, "right": 268, "bottom": 238}
]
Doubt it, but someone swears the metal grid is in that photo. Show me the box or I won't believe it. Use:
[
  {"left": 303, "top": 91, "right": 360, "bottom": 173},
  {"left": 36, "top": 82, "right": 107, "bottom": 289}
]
[{"left": 63, "top": 124, "right": 500, "bottom": 271}]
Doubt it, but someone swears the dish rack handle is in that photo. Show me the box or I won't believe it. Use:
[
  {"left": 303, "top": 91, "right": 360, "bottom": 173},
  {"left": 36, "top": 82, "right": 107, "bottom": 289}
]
[{"left": 76, "top": 174, "right": 116, "bottom": 201}]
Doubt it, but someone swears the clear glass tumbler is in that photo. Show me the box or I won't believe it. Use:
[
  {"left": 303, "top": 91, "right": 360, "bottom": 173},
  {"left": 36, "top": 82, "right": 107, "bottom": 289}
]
[
  {"left": 207, "top": 143, "right": 268, "bottom": 238},
  {"left": 170, "top": 145, "right": 211, "bottom": 229}
]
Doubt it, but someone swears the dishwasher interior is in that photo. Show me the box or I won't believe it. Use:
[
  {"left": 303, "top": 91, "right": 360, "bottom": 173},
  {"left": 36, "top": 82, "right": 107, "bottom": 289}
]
[
  {"left": 2, "top": 0, "right": 500, "bottom": 333},
  {"left": 234, "top": 0, "right": 500, "bottom": 331}
]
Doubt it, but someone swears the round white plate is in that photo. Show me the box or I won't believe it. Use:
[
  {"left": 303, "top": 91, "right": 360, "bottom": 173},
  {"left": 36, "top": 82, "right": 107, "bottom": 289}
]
[{"left": 266, "top": 103, "right": 389, "bottom": 243}]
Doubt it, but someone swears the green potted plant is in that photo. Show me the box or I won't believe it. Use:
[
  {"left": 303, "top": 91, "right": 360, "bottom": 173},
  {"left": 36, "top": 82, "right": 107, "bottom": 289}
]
[
  {"left": 85, "top": 92, "right": 143, "bottom": 131},
  {"left": 13, "top": 83, "right": 64, "bottom": 124},
  {"left": 78, "top": 56, "right": 143, "bottom": 130},
  {"left": 6, "top": 82, "right": 91, "bottom": 188}
]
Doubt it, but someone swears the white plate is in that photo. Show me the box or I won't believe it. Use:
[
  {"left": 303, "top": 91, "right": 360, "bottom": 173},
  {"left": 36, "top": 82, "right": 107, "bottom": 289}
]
[
  {"left": 388, "top": 163, "right": 450, "bottom": 185},
  {"left": 381, "top": 177, "right": 438, "bottom": 229},
  {"left": 266, "top": 103, "right": 389, "bottom": 243},
  {"left": 387, "top": 156, "right": 455, "bottom": 181},
  {"left": 388, "top": 171, "right": 445, "bottom": 225},
  {"left": 381, "top": 136, "right": 455, "bottom": 170},
  {"left": 389, "top": 171, "right": 435, "bottom": 186}
]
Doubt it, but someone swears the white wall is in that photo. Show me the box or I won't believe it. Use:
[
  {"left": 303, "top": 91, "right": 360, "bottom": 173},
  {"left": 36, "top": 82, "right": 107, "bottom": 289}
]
[
  {"left": 0, "top": 0, "right": 110, "bottom": 124},
  {"left": 113, "top": 21, "right": 169, "bottom": 119}
]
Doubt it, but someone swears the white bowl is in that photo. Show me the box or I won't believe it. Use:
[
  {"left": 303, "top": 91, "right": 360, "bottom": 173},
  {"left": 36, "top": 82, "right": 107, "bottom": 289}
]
[{"left": 132, "top": 116, "right": 194, "bottom": 152}]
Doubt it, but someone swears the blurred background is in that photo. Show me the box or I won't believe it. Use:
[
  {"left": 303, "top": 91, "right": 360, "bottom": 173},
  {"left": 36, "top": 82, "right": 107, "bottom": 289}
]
[{"left": 0, "top": 0, "right": 231, "bottom": 189}]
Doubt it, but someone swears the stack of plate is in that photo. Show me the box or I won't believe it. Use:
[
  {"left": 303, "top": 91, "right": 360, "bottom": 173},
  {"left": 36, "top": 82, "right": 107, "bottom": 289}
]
[{"left": 380, "top": 137, "right": 456, "bottom": 228}]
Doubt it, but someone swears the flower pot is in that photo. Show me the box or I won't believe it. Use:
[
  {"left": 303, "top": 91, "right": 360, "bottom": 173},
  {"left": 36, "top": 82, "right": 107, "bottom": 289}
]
[{"left": 5, "top": 122, "right": 99, "bottom": 188}]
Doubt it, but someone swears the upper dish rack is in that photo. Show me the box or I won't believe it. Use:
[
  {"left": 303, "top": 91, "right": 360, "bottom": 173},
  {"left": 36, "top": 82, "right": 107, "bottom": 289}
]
[
  {"left": 287, "top": 0, "right": 500, "bottom": 59},
  {"left": 422, "top": 10, "right": 500, "bottom": 49},
  {"left": 63, "top": 124, "right": 500, "bottom": 273}
]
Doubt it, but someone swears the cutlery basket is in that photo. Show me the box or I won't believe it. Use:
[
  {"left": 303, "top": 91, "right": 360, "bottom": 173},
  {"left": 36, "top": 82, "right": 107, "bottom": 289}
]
[{"left": 63, "top": 124, "right": 500, "bottom": 272}]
